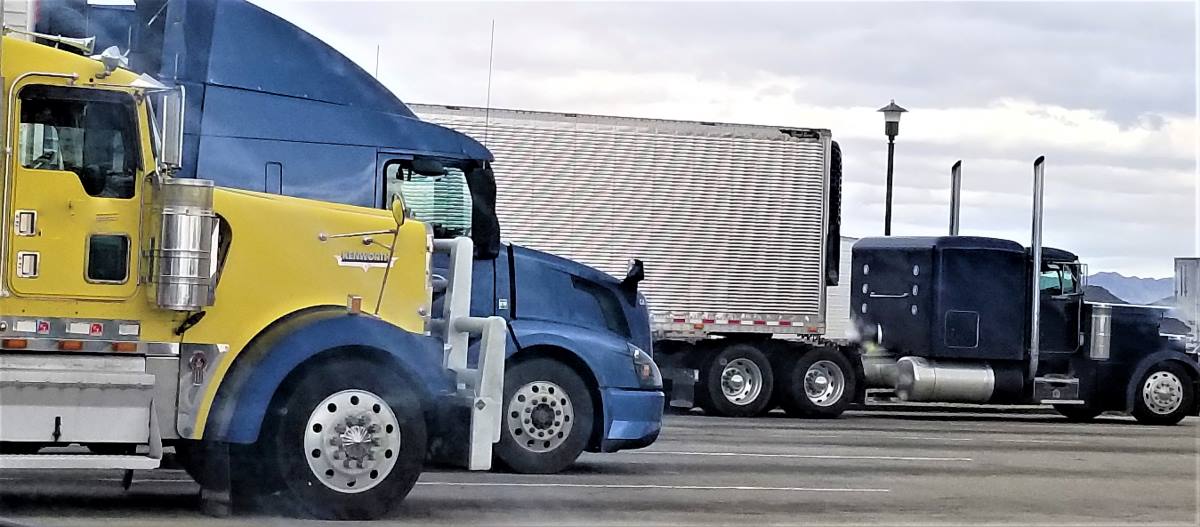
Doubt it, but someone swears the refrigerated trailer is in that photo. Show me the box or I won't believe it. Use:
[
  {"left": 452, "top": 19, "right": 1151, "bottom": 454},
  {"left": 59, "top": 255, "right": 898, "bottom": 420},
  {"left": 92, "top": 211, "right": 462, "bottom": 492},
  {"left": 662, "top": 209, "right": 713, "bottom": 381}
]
[{"left": 413, "top": 104, "right": 859, "bottom": 418}]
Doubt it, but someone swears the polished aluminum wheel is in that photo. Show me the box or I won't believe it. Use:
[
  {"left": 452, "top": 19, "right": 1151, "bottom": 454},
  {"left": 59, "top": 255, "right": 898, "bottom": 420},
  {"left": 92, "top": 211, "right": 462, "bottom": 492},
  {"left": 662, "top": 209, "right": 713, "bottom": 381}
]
[
  {"left": 303, "top": 389, "right": 400, "bottom": 494},
  {"left": 720, "top": 358, "right": 764, "bottom": 406},
  {"left": 1142, "top": 371, "right": 1184, "bottom": 415},
  {"left": 507, "top": 381, "right": 574, "bottom": 453},
  {"left": 804, "top": 360, "right": 846, "bottom": 407}
]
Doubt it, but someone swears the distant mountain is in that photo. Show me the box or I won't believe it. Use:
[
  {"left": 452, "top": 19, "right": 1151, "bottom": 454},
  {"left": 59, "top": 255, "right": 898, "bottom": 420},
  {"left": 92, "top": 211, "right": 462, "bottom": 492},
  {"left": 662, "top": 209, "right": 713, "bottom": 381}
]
[
  {"left": 1153, "top": 296, "right": 1176, "bottom": 307},
  {"left": 1084, "top": 285, "right": 1126, "bottom": 304},
  {"left": 1087, "top": 272, "right": 1173, "bottom": 305}
]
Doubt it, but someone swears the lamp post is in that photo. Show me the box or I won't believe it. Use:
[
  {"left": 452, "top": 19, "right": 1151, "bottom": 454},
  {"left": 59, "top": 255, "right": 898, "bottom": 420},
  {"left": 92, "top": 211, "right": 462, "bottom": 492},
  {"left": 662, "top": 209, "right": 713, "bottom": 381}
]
[{"left": 878, "top": 99, "right": 907, "bottom": 236}]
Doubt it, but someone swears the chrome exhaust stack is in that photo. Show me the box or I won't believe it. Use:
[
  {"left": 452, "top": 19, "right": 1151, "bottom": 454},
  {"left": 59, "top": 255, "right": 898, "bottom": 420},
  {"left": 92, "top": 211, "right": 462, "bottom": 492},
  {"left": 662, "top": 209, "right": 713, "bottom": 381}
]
[
  {"left": 1029, "top": 156, "right": 1046, "bottom": 381},
  {"left": 949, "top": 160, "right": 962, "bottom": 235}
]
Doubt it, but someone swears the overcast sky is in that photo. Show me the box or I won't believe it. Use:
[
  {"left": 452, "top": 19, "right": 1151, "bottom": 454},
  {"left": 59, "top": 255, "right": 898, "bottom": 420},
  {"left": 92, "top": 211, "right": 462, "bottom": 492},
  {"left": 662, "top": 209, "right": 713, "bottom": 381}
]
[{"left": 253, "top": 0, "right": 1196, "bottom": 278}]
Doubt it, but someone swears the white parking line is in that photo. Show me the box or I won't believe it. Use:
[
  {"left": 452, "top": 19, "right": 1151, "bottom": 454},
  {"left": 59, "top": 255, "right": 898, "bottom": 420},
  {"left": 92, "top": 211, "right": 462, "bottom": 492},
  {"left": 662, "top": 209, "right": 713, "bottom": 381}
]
[
  {"left": 418, "top": 482, "right": 889, "bottom": 493},
  {"left": 627, "top": 451, "right": 973, "bottom": 462}
]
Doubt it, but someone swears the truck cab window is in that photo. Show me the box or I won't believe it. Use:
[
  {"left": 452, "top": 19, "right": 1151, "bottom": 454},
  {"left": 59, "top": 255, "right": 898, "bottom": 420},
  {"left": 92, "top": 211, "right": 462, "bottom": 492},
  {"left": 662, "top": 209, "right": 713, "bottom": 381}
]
[
  {"left": 18, "top": 85, "right": 139, "bottom": 199},
  {"left": 1039, "top": 266, "right": 1064, "bottom": 295},
  {"left": 385, "top": 161, "right": 472, "bottom": 238}
]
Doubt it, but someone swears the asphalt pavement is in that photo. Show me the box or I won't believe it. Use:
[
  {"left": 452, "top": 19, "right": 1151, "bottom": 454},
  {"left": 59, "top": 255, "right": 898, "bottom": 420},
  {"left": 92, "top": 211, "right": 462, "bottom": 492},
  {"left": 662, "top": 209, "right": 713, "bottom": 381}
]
[{"left": 1, "top": 410, "right": 1196, "bottom": 526}]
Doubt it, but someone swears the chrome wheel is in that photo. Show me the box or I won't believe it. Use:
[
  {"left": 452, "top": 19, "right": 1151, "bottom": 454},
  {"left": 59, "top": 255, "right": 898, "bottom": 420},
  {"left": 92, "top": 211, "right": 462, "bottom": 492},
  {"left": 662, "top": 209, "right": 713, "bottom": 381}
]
[
  {"left": 1142, "top": 371, "right": 1184, "bottom": 415},
  {"left": 804, "top": 360, "right": 846, "bottom": 407},
  {"left": 507, "top": 381, "right": 574, "bottom": 453},
  {"left": 303, "top": 389, "right": 400, "bottom": 494},
  {"left": 720, "top": 358, "right": 764, "bottom": 406}
]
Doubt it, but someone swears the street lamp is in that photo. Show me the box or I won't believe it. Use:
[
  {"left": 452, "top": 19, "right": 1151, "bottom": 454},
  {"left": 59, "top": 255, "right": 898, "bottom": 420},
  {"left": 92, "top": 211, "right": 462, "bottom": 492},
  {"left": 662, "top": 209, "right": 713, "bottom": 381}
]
[{"left": 878, "top": 99, "right": 907, "bottom": 236}]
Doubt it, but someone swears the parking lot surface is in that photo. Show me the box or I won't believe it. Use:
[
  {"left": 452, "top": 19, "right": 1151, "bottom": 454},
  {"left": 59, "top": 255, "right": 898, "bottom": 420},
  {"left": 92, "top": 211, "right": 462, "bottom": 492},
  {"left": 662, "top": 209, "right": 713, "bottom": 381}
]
[{"left": 1, "top": 410, "right": 1196, "bottom": 526}]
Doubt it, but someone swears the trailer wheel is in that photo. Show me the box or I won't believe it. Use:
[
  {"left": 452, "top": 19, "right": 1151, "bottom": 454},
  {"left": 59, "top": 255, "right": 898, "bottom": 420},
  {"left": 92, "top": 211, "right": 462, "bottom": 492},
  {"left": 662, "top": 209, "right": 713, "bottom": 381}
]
[
  {"left": 1053, "top": 405, "right": 1102, "bottom": 422},
  {"left": 1132, "top": 362, "right": 1194, "bottom": 426},
  {"left": 251, "top": 358, "right": 426, "bottom": 520},
  {"left": 779, "top": 348, "right": 854, "bottom": 418},
  {"left": 495, "top": 358, "right": 594, "bottom": 474},
  {"left": 697, "top": 343, "right": 774, "bottom": 417}
]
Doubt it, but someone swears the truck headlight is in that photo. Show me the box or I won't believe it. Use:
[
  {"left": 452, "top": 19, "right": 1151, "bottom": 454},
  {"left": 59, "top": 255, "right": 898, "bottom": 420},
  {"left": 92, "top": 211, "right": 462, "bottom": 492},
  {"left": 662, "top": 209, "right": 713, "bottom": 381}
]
[{"left": 629, "top": 343, "right": 662, "bottom": 389}]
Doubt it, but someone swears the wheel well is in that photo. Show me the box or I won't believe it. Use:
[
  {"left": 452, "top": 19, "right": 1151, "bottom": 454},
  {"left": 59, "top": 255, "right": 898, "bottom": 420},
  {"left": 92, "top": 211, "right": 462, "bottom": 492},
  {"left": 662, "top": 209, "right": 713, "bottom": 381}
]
[
  {"left": 266, "top": 346, "right": 435, "bottom": 424},
  {"left": 509, "top": 346, "right": 605, "bottom": 451}
]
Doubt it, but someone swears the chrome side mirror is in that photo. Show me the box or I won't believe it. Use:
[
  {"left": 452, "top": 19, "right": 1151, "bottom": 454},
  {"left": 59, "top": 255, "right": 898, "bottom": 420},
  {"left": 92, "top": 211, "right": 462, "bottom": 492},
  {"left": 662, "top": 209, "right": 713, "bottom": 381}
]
[
  {"left": 160, "top": 87, "right": 185, "bottom": 170},
  {"left": 390, "top": 192, "right": 407, "bottom": 227}
]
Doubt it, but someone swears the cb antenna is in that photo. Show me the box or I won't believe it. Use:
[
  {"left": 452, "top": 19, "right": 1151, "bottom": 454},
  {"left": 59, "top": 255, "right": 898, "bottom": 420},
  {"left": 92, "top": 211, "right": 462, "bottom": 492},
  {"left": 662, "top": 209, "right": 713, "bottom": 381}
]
[{"left": 484, "top": 19, "right": 495, "bottom": 146}]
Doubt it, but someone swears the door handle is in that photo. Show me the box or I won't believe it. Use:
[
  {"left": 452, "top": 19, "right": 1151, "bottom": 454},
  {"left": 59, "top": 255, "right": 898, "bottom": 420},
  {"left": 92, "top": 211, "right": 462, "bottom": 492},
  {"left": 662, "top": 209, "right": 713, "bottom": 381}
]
[{"left": 869, "top": 292, "right": 910, "bottom": 299}]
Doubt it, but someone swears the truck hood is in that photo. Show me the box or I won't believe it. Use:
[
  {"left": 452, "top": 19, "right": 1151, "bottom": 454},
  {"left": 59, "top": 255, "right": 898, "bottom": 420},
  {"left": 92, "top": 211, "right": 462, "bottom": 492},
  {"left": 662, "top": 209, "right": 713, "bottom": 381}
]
[{"left": 508, "top": 244, "right": 623, "bottom": 287}]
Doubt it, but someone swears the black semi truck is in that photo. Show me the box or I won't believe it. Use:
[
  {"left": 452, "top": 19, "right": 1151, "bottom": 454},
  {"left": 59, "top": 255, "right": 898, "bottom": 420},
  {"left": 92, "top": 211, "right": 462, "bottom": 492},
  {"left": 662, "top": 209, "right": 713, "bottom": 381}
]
[{"left": 852, "top": 157, "right": 1197, "bottom": 425}]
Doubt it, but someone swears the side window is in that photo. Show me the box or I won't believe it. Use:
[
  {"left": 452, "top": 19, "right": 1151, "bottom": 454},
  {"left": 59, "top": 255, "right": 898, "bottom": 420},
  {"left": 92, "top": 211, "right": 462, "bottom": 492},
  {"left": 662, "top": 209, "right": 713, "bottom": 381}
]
[
  {"left": 87, "top": 234, "right": 130, "bottom": 283},
  {"left": 1039, "top": 266, "right": 1063, "bottom": 295},
  {"left": 18, "top": 85, "right": 139, "bottom": 199},
  {"left": 385, "top": 159, "right": 473, "bottom": 238}
]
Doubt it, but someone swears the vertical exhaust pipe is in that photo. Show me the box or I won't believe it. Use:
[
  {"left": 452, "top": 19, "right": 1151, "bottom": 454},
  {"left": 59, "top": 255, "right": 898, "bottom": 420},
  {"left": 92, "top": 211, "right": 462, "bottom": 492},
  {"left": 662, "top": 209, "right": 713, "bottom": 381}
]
[
  {"left": 949, "top": 160, "right": 962, "bottom": 235},
  {"left": 1029, "top": 156, "right": 1045, "bottom": 381}
]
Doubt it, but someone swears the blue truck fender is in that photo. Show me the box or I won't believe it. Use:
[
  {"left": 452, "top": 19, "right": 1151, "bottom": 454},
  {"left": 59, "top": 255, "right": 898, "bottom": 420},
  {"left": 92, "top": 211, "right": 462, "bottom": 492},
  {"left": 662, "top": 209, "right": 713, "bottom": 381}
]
[
  {"left": 204, "top": 307, "right": 451, "bottom": 444},
  {"left": 1123, "top": 350, "right": 1200, "bottom": 415}
]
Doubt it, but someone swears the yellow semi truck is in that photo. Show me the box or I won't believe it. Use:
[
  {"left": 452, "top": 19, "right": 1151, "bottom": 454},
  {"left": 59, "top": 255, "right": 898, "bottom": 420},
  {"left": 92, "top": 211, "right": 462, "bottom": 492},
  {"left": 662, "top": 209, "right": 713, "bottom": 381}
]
[{"left": 0, "top": 34, "right": 506, "bottom": 520}]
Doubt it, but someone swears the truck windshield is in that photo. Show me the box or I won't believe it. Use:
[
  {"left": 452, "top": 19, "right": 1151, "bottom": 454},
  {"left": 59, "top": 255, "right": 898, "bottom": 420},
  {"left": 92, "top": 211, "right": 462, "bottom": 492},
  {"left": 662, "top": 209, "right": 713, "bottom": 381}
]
[{"left": 18, "top": 85, "right": 139, "bottom": 199}]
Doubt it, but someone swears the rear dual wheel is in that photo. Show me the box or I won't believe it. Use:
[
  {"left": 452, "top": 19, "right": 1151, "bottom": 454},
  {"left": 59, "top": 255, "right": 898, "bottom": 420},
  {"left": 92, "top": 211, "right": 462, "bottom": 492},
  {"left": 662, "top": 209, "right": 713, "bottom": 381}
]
[
  {"left": 779, "top": 348, "right": 854, "bottom": 418},
  {"left": 697, "top": 344, "right": 775, "bottom": 417}
]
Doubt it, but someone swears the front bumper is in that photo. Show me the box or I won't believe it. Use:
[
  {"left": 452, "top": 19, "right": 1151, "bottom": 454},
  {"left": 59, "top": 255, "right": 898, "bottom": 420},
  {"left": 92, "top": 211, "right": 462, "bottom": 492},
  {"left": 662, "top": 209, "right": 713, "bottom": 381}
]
[{"left": 598, "top": 387, "right": 663, "bottom": 453}]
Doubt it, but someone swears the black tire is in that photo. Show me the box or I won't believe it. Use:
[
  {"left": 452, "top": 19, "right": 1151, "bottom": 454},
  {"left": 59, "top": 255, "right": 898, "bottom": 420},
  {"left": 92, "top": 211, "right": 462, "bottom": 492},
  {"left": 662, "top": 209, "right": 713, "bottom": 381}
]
[
  {"left": 495, "top": 358, "right": 594, "bottom": 474},
  {"left": 1131, "top": 362, "right": 1194, "bottom": 426},
  {"left": 696, "top": 343, "right": 774, "bottom": 417},
  {"left": 1053, "top": 405, "right": 1103, "bottom": 422},
  {"left": 779, "top": 348, "right": 855, "bottom": 419},
  {"left": 246, "top": 357, "right": 427, "bottom": 520}
]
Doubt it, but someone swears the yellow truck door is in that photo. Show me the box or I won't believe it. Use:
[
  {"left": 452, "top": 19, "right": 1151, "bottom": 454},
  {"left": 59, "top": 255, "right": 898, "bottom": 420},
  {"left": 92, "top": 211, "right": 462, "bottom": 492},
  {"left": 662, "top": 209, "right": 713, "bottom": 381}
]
[{"left": 8, "top": 84, "right": 143, "bottom": 300}]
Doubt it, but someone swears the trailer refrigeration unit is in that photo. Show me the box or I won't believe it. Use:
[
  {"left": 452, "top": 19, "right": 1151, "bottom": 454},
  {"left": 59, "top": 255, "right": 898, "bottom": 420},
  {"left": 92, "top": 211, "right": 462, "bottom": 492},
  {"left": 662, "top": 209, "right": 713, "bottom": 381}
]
[
  {"left": 852, "top": 158, "right": 1198, "bottom": 425},
  {"left": 414, "top": 104, "right": 858, "bottom": 418}
]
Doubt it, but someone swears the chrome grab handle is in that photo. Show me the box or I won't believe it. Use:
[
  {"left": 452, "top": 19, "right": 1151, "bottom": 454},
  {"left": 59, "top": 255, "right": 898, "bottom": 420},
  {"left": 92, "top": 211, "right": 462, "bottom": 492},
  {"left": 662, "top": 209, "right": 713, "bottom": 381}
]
[{"left": 869, "top": 292, "right": 910, "bottom": 299}]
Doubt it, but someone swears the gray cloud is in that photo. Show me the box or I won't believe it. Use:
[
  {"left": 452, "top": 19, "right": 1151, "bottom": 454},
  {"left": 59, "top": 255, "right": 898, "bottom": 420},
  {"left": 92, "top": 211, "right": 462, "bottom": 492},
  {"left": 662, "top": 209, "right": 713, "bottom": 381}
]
[{"left": 255, "top": 0, "right": 1196, "bottom": 277}]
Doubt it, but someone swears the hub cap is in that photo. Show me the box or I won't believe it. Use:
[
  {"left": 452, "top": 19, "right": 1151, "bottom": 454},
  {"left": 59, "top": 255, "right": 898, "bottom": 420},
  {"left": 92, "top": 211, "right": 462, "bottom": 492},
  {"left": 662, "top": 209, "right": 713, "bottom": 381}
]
[
  {"left": 507, "top": 381, "right": 574, "bottom": 453},
  {"left": 804, "top": 360, "right": 846, "bottom": 407},
  {"left": 720, "top": 358, "right": 763, "bottom": 406},
  {"left": 303, "top": 389, "right": 400, "bottom": 494},
  {"left": 1142, "top": 371, "right": 1184, "bottom": 415}
]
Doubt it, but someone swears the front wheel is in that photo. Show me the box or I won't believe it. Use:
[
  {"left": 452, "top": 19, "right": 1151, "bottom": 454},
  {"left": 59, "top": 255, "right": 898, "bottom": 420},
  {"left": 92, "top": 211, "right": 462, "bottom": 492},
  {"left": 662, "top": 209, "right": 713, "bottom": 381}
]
[
  {"left": 248, "top": 357, "right": 427, "bottom": 520},
  {"left": 1132, "top": 362, "right": 1194, "bottom": 426},
  {"left": 495, "top": 358, "right": 595, "bottom": 474},
  {"left": 779, "top": 348, "right": 854, "bottom": 418}
]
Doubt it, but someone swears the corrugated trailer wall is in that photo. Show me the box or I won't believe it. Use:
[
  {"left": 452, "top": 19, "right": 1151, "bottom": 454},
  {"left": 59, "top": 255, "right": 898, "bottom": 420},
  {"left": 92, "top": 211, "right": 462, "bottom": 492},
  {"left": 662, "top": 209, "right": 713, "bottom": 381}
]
[
  {"left": 413, "top": 105, "right": 831, "bottom": 331},
  {"left": 2, "top": 1, "right": 35, "bottom": 32}
]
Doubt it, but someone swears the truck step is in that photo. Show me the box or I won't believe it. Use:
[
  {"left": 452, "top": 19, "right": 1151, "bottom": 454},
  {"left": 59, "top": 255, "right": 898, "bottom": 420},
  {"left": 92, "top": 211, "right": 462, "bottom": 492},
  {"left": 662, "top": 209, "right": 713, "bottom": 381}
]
[
  {"left": 1033, "top": 376, "right": 1081, "bottom": 401},
  {"left": 0, "top": 454, "right": 160, "bottom": 470}
]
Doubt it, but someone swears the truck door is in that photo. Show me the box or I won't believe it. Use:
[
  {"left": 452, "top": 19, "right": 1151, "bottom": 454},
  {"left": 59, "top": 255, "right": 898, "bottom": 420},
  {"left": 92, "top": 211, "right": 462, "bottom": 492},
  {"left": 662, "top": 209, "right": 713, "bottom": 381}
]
[
  {"left": 1039, "top": 263, "right": 1082, "bottom": 354},
  {"left": 7, "top": 84, "right": 144, "bottom": 300},
  {"left": 380, "top": 155, "right": 497, "bottom": 317}
]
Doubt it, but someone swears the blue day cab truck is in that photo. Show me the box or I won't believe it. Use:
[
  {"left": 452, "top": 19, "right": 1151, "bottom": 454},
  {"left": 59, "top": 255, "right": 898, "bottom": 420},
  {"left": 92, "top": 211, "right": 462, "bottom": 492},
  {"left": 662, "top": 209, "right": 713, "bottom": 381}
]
[{"left": 30, "top": 0, "right": 664, "bottom": 473}]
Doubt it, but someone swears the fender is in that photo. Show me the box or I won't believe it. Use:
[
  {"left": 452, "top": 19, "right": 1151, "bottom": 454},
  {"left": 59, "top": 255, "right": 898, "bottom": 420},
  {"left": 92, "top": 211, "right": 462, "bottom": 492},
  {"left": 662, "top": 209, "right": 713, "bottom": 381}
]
[
  {"left": 204, "top": 307, "right": 452, "bottom": 443},
  {"left": 1123, "top": 351, "right": 1200, "bottom": 414},
  {"left": 507, "top": 319, "right": 640, "bottom": 389}
]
